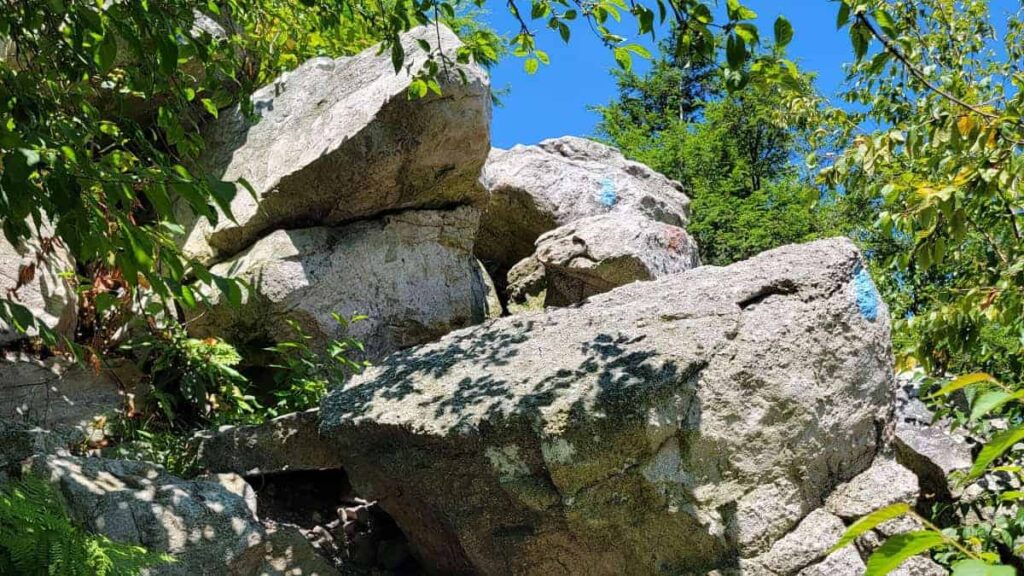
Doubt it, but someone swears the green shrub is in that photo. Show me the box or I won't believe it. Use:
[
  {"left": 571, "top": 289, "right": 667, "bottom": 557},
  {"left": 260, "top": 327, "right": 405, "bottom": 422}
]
[{"left": 0, "top": 477, "right": 171, "bottom": 576}]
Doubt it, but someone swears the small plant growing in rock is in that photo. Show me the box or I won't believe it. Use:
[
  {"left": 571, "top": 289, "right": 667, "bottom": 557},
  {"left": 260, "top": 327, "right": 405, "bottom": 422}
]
[
  {"left": 126, "top": 323, "right": 257, "bottom": 425},
  {"left": 267, "top": 313, "right": 369, "bottom": 417}
]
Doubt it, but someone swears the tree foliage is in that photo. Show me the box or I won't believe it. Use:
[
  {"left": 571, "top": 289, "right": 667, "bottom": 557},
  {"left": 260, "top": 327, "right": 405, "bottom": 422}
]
[{"left": 594, "top": 32, "right": 828, "bottom": 266}]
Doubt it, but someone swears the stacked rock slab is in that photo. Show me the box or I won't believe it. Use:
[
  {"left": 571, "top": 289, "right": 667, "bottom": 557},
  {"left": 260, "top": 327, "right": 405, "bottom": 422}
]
[
  {"left": 321, "top": 238, "right": 894, "bottom": 575},
  {"left": 478, "top": 136, "right": 698, "bottom": 310},
  {"left": 189, "top": 207, "right": 487, "bottom": 358},
  {"left": 183, "top": 25, "right": 492, "bottom": 359},
  {"left": 535, "top": 212, "right": 701, "bottom": 306}
]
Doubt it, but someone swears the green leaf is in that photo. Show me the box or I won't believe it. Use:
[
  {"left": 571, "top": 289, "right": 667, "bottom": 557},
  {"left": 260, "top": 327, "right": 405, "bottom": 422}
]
[
  {"left": 970, "top": 389, "right": 1017, "bottom": 421},
  {"left": 201, "top": 98, "right": 219, "bottom": 118},
  {"left": 830, "top": 503, "right": 911, "bottom": 552},
  {"left": 726, "top": 33, "right": 746, "bottom": 69},
  {"left": 970, "top": 426, "right": 1024, "bottom": 480},
  {"left": 837, "top": 2, "right": 851, "bottom": 29},
  {"left": 612, "top": 47, "right": 631, "bottom": 71},
  {"left": 390, "top": 39, "right": 405, "bottom": 72},
  {"left": 850, "top": 22, "right": 870, "bottom": 60},
  {"left": 951, "top": 559, "right": 1016, "bottom": 576},
  {"left": 865, "top": 532, "right": 947, "bottom": 576},
  {"left": 95, "top": 34, "right": 118, "bottom": 72},
  {"left": 735, "top": 23, "right": 759, "bottom": 46},
  {"left": 930, "top": 373, "right": 997, "bottom": 398},
  {"left": 774, "top": 16, "right": 793, "bottom": 48},
  {"left": 524, "top": 57, "right": 539, "bottom": 74},
  {"left": 873, "top": 9, "right": 897, "bottom": 37},
  {"left": 157, "top": 36, "right": 179, "bottom": 76}
]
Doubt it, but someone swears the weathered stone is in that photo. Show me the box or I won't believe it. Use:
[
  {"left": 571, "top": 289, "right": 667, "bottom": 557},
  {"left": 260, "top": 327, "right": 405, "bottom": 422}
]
[
  {"left": 478, "top": 261, "right": 503, "bottom": 320},
  {"left": 476, "top": 136, "right": 691, "bottom": 300},
  {"left": 0, "top": 220, "right": 77, "bottom": 344},
  {"left": 192, "top": 409, "right": 342, "bottom": 476},
  {"left": 506, "top": 255, "right": 546, "bottom": 308},
  {"left": 892, "top": 371, "right": 973, "bottom": 501},
  {"left": 825, "top": 458, "right": 919, "bottom": 519},
  {"left": 0, "top": 353, "right": 125, "bottom": 430},
  {"left": 26, "top": 454, "right": 337, "bottom": 576},
  {"left": 891, "top": 556, "right": 948, "bottom": 576},
  {"left": 321, "top": 238, "right": 893, "bottom": 575},
  {"left": 894, "top": 421, "right": 972, "bottom": 501},
  {"left": 535, "top": 212, "right": 700, "bottom": 306},
  {"left": 188, "top": 207, "right": 487, "bottom": 359},
  {"left": 796, "top": 546, "right": 865, "bottom": 576},
  {"left": 182, "top": 25, "right": 490, "bottom": 263},
  {"left": 228, "top": 524, "right": 342, "bottom": 576},
  {"left": 750, "top": 509, "right": 846, "bottom": 575}
]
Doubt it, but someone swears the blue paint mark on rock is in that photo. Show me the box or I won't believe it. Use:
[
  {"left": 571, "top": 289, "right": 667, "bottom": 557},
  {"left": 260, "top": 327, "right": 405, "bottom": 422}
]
[
  {"left": 599, "top": 178, "right": 618, "bottom": 207},
  {"left": 854, "top": 265, "right": 880, "bottom": 321}
]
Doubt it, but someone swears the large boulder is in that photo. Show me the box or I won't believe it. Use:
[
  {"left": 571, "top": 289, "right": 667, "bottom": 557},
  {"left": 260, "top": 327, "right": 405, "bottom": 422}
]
[
  {"left": 535, "top": 212, "right": 700, "bottom": 306},
  {"left": 191, "top": 408, "right": 342, "bottom": 476},
  {"left": 476, "top": 136, "right": 691, "bottom": 298},
  {"left": 181, "top": 24, "right": 491, "bottom": 263},
  {"left": 320, "top": 238, "right": 893, "bottom": 575},
  {"left": 188, "top": 207, "right": 487, "bottom": 359},
  {"left": 26, "top": 454, "right": 340, "bottom": 576},
  {"left": 0, "top": 221, "right": 77, "bottom": 344}
]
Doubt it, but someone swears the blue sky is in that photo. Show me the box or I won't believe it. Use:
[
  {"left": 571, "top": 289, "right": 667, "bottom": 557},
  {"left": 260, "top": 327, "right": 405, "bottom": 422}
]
[{"left": 482, "top": 0, "right": 1014, "bottom": 148}]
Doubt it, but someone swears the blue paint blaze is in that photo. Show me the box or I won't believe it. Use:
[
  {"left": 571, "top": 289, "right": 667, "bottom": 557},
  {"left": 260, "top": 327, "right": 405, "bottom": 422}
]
[
  {"left": 599, "top": 178, "right": 618, "bottom": 207},
  {"left": 854, "top": 265, "right": 880, "bottom": 322}
]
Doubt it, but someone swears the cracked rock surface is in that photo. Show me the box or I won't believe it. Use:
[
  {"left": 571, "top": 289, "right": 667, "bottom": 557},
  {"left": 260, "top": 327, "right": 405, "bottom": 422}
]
[
  {"left": 188, "top": 206, "right": 488, "bottom": 360},
  {"left": 180, "top": 24, "right": 490, "bottom": 265},
  {"left": 320, "top": 237, "right": 893, "bottom": 575}
]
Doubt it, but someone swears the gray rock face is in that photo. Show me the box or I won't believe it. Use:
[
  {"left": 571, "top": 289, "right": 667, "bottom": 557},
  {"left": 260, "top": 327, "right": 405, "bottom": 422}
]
[
  {"left": 188, "top": 207, "right": 487, "bottom": 359},
  {"left": 192, "top": 409, "right": 342, "bottom": 476},
  {"left": 321, "top": 238, "right": 893, "bottom": 575},
  {"left": 746, "top": 509, "right": 847, "bottom": 575},
  {"left": 26, "top": 454, "right": 338, "bottom": 576},
  {"left": 535, "top": 212, "right": 700, "bottom": 306},
  {"left": 796, "top": 546, "right": 865, "bottom": 576},
  {"left": 892, "top": 372, "right": 973, "bottom": 501},
  {"left": 506, "top": 255, "right": 546, "bottom": 307},
  {"left": 825, "top": 458, "right": 919, "bottom": 519},
  {"left": 476, "top": 136, "right": 691, "bottom": 298},
  {"left": 0, "top": 220, "right": 77, "bottom": 344},
  {"left": 181, "top": 25, "right": 490, "bottom": 263},
  {"left": 0, "top": 354, "right": 123, "bottom": 430}
]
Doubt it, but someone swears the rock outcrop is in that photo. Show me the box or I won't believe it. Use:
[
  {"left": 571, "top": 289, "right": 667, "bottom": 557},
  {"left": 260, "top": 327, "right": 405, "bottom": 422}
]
[
  {"left": 181, "top": 25, "right": 490, "bottom": 264},
  {"left": 25, "top": 454, "right": 340, "bottom": 576},
  {"left": 476, "top": 136, "right": 691, "bottom": 306},
  {"left": 321, "top": 238, "right": 894, "bottom": 574},
  {"left": 188, "top": 207, "right": 487, "bottom": 358},
  {"left": 0, "top": 220, "right": 77, "bottom": 345},
  {"left": 535, "top": 212, "right": 700, "bottom": 306},
  {"left": 0, "top": 353, "right": 127, "bottom": 431},
  {"left": 191, "top": 409, "right": 343, "bottom": 476}
]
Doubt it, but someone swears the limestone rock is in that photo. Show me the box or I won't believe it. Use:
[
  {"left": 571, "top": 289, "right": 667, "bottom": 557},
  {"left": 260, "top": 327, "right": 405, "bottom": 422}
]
[
  {"left": 228, "top": 524, "right": 341, "bottom": 576},
  {"left": 825, "top": 458, "right": 919, "bottom": 519},
  {"left": 188, "top": 207, "right": 487, "bottom": 359},
  {"left": 182, "top": 25, "right": 490, "bottom": 263},
  {"left": 192, "top": 409, "right": 342, "bottom": 476},
  {"left": 476, "top": 136, "right": 691, "bottom": 298},
  {"left": 321, "top": 238, "right": 893, "bottom": 575},
  {"left": 478, "top": 260, "right": 503, "bottom": 320},
  {"left": 535, "top": 212, "right": 700, "bottom": 306},
  {"left": 26, "top": 454, "right": 336, "bottom": 576},
  {"left": 0, "top": 220, "right": 77, "bottom": 344},
  {"left": 0, "top": 353, "right": 124, "bottom": 430}
]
